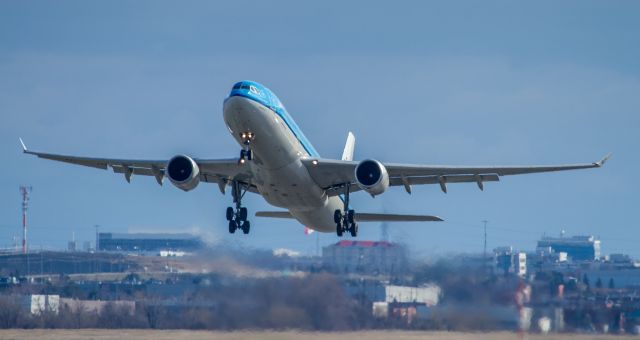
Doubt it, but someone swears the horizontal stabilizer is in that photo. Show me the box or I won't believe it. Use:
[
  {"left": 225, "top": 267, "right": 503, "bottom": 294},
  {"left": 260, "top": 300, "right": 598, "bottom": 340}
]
[
  {"left": 255, "top": 211, "right": 295, "bottom": 219},
  {"left": 256, "top": 211, "right": 442, "bottom": 222},
  {"left": 355, "top": 213, "right": 443, "bottom": 222}
]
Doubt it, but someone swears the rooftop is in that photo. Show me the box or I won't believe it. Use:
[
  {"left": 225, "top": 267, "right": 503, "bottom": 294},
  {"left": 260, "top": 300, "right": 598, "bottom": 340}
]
[
  {"left": 538, "top": 235, "right": 600, "bottom": 245},
  {"left": 332, "top": 240, "right": 397, "bottom": 248},
  {"left": 99, "top": 232, "right": 199, "bottom": 240}
]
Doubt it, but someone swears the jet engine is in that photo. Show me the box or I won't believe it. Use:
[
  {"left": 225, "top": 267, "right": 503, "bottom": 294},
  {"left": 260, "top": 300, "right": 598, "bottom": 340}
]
[
  {"left": 354, "top": 159, "right": 389, "bottom": 196},
  {"left": 166, "top": 155, "right": 200, "bottom": 191}
]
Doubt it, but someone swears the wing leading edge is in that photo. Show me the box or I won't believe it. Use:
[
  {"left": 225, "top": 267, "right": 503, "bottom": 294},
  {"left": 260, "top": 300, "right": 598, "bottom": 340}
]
[
  {"left": 19, "top": 138, "right": 250, "bottom": 187},
  {"left": 302, "top": 154, "right": 611, "bottom": 195}
]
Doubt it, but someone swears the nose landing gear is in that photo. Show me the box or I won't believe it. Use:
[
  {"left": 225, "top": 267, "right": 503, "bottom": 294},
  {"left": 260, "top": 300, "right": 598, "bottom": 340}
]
[
  {"left": 334, "top": 185, "right": 358, "bottom": 237},
  {"left": 238, "top": 132, "right": 255, "bottom": 164},
  {"left": 226, "top": 180, "right": 251, "bottom": 234}
]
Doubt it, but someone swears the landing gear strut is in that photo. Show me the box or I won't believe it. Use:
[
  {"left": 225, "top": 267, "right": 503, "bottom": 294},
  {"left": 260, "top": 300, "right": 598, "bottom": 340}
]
[
  {"left": 226, "top": 180, "right": 251, "bottom": 234},
  {"left": 238, "top": 132, "right": 255, "bottom": 164},
  {"left": 335, "top": 184, "right": 358, "bottom": 237}
]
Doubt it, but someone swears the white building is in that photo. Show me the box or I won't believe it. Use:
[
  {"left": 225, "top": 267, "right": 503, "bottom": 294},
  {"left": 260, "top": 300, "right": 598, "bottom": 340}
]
[
  {"left": 20, "top": 294, "right": 59, "bottom": 315},
  {"left": 495, "top": 246, "right": 527, "bottom": 277},
  {"left": 385, "top": 284, "right": 441, "bottom": 305},
  {"left": 372, "top": 284, "right": 442, "bottom": 319}
]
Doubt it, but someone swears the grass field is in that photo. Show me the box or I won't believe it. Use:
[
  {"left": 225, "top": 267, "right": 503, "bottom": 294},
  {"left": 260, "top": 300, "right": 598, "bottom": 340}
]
[{"left": 0, "top": 330, "right": 638, "bottom": 340}]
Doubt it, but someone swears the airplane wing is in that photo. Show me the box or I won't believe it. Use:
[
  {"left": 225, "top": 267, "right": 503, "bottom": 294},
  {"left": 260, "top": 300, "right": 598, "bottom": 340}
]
[
  {"left": 301, "top": 154, "right": 611, "bottom": 195},
  {"left": 20, "top": 139, "right": 253, "bottom": 190}
]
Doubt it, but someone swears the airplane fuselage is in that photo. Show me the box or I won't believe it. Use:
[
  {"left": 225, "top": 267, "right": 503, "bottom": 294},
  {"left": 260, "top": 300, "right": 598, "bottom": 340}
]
[{"left": 223, "top": 81, "right": 341, "bottom": 232}]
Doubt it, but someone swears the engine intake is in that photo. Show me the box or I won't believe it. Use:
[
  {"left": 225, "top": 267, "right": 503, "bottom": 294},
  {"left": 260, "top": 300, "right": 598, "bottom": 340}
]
[
  {"left": 354, "top": 159, "right": 389, "bottom": 196},
  {"left": 166, "top": 155, "right": 200, "bottom": 191}
]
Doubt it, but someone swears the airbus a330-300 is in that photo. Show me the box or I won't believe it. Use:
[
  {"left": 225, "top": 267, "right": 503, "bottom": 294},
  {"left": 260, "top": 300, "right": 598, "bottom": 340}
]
[{"left": 21, "top": 81, "right": 610, "bottom": 237}]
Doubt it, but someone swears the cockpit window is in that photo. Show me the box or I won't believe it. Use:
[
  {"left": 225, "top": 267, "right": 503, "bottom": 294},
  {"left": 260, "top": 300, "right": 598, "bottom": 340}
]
[
  {"left": 232, "top": 83, "right": 241, "bottom": 90},
  {"left": 241, "top": 84, "right": 250, "bottom": 90}
]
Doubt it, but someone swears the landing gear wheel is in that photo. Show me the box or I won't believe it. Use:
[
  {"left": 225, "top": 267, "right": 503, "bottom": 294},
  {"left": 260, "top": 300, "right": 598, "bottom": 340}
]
[
  {"left": 226, "top": 207, "right": 234, "bottom": 221},
  {"left": 336, "top": 183, "right": 356, "bottom": 238},
  {"left": 350, "top": 223, "right": 358, "bottom": 237},
  {"left": 228, "top": 220, "right": 237, "bottom": 234},
  {"left": 228, "top": 180, "right": 251, "bottom": 235},
  {"left": 347, "top": 210, "right": 355, "bottom": 224},
  {"left": 242, "top": 221, "right": 251, "bottom": 234},
  {"left": 246, "top": 149, "right": 253, "bottom": 161},
  {"left": 239, "top": 207, "right": 248, "bottom": 221}
]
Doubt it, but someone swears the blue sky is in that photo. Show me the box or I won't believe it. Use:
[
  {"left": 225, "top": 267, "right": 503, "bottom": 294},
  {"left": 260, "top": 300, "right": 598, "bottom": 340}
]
[{"left": 1, "top": 1, "right": 638, "bottom": 258}]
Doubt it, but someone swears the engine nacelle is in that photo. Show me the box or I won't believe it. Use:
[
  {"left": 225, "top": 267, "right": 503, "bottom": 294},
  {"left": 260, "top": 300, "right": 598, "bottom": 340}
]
[
  {"left": 354, "top": 159, "right": 389, "bottom": 196},
  {"left": 166, "top": 155, "right": 200, "bottom": 191}
]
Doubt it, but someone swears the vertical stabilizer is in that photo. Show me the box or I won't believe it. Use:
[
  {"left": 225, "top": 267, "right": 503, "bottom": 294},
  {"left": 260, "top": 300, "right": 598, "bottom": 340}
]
[{"left": 341, "top": 132, "right": 355, "bottom": 161}]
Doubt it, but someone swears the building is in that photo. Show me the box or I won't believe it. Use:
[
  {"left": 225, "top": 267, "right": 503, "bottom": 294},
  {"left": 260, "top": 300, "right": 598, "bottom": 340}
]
[
  {"left": 0, "top": 251, "right": 140, "bottom": 276},
  {"left": 67, "top": 240, "right": 77, "bottom": 251},
  {"left": 82, "top": 241, "right": 92, "bottom": 252},
  {"left": 98, "top": 232, "right": 202, "bottom": 252},
  {"left": 494, "top": 246, "right": 527, "bottom": 277},
  {"left": 534, "top": 246, "right": 568, "bottom": 263},
  {"left": 607, "top": 253, "right": 633, "bottom": 264},
  {"left": 60, "top": 298, "right": 135, "bottom": 315},
  {"left": 371, "top": 284, "right": 441, "bottom": 323},
  {"left": 19, "top": 294, "right": 59, "bottom": 315},
  {"left": 537, "top": 235, "right": 601, "bottom": 261},
  {"left": 322, "top": 240, "right": 407, "bottom": 276},
  {"left": 384, "top": 285, "right": 441, "bottom": 305}
]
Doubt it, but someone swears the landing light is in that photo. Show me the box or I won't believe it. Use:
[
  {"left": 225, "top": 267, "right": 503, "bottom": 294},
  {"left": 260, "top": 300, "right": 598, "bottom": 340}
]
[{"left": 312, "top": 160, "right": 318, "bottom": 165}]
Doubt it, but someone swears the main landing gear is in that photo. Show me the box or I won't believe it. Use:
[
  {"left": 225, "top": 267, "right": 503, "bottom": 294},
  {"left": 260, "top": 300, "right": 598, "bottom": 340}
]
[
  {"left": 231, "top": 132, "right": 254, "bottom": 232},
  {"left": 226, "top": 181, "right": 251, "bottom": 234},
  {"left": 334, "top": 185, "right": 358, "bottom": 237},
  {"left": 238, "top": 132, "right": 254, "bottom": 164}
]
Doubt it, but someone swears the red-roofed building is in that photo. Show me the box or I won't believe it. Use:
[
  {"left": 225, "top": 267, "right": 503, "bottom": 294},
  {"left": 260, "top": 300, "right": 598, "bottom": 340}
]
[{"left": 322, "top": 240, "right": 408, "bottom": 276}]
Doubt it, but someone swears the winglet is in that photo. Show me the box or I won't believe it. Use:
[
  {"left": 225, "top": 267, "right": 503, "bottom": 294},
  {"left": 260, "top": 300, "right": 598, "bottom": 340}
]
[
  {"left": 595, "top": 153, "right": 612, "bottom": 167},
  {"left": 19, "top": 138, "right": 27, "bottom": 152},
  {"left": 341, "top": 132, "right": 355, "bottom": 161}
]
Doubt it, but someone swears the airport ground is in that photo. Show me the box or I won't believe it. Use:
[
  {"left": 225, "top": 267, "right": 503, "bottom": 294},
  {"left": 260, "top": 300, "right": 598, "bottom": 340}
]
[{"left": 0, "top": 330, "right": 639, "bottom": 340}]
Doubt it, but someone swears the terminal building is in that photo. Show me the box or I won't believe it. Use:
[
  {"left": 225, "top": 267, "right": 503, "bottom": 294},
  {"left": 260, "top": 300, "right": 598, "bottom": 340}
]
[
  {"left": 98, "top": 232, "right": 202, "bottom": 252},
  {"left": 537, "top": 235, "right": 601, "bottom": 261},
  {"left": 322, "top": 240, "right": 407, "bottom": 276}
]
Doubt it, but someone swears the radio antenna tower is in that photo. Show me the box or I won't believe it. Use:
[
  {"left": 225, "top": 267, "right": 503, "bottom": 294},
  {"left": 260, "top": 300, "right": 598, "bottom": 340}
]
[{"left": 19, "top": 186, "right": 32, "bottom": 254}]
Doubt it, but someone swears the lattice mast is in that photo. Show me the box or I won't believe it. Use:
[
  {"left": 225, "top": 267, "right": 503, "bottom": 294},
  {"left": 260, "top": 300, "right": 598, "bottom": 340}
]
[{"left": 19, "top": 186, "right": 32, "bottom": 254}]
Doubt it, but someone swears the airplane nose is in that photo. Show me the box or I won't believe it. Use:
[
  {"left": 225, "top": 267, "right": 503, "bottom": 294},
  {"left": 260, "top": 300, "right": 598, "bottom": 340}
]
[{"left": 223, "top": 95, "right": 269, "bottom": 126}]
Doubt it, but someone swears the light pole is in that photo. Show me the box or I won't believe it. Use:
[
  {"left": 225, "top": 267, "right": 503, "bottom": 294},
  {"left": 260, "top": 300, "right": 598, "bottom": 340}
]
[{"left": 482, "top": 220, "right": 488, "bottom": 260}]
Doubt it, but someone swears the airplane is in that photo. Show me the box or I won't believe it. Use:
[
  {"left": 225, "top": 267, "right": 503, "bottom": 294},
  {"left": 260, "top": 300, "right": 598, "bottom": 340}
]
[{"left": 20, "top": 80, "right": 610, "bottom": 237}]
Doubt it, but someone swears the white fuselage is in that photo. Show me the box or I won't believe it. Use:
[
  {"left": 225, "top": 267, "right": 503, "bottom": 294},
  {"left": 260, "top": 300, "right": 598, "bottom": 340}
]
[{"left": 223, "top": 96, "right": 342, "bottom": 232}]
